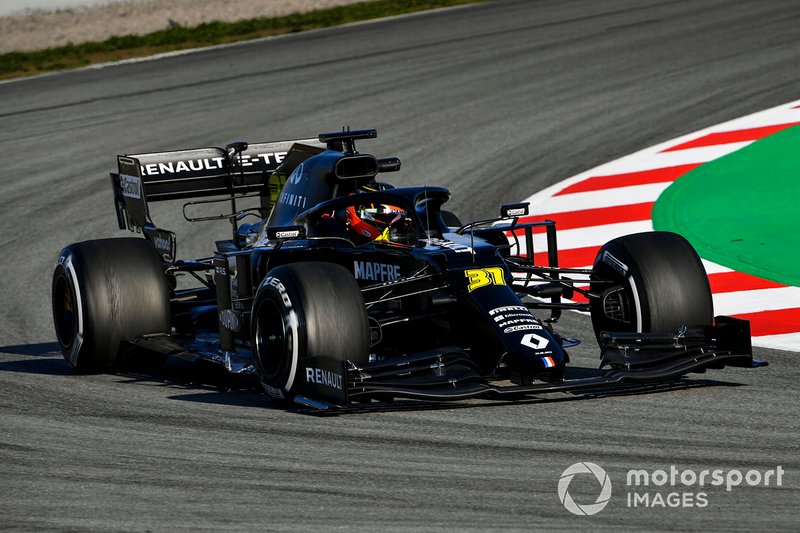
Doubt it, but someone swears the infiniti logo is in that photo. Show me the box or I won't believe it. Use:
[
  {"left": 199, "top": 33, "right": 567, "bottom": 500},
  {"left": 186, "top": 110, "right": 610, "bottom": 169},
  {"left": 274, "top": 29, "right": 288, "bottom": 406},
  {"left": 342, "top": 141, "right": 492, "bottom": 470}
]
[{"left": 558, "top": 462, "right": 612, "bottom": 516}]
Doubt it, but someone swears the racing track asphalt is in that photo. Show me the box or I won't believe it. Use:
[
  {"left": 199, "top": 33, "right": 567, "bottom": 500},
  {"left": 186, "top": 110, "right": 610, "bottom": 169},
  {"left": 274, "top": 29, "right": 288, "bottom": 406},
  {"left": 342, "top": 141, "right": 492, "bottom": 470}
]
[{"left": 0, "top": 0, "right": 798, "bottom": 530}]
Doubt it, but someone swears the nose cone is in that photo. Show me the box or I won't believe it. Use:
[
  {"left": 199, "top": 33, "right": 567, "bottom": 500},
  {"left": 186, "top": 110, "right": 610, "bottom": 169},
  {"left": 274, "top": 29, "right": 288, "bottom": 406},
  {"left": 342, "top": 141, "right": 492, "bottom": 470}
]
[
  {"left": 504, "top": 329, "right": 567, "bottom": 381},
  {"left": 464, "top": 281, "right": 566, "bottom": 379}
]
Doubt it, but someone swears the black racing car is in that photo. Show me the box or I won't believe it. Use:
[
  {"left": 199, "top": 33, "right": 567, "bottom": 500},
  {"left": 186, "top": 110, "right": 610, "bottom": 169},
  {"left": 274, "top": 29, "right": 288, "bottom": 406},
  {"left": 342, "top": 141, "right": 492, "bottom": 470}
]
[{"left": 51, "top": 129, "right": 763, "bottom": 411}]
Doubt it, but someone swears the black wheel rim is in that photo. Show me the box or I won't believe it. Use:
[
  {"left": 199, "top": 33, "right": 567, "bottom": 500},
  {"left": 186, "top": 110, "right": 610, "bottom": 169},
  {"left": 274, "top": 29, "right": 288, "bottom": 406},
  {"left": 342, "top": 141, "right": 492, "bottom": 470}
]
[
  {"left": 599, "top": 286, "right": 633, "bottom": 326},
  {"left": 254, "top": 299, "right": 288, "bottom": 380},
  {"left": 53, "top": 273, "right": 77, "bottom": 349}
]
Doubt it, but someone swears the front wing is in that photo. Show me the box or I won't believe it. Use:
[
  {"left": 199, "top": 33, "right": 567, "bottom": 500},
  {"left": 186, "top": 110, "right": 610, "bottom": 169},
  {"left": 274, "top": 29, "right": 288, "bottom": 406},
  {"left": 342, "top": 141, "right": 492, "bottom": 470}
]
[{"left": 294, "top": 316, "right": 765, "bottom": 412}]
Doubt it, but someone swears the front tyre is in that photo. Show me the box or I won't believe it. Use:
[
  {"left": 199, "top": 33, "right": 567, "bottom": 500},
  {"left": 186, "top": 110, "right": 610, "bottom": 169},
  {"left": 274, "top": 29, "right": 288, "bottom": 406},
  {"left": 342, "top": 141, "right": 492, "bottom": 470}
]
[
  {"left": 52, "top": 238, "right": 171, "bottom": 373},
  {"left": 590, "top": 231, "right": 713, "bottom": 339},
  {"left": 251, "top": 262, "right": 370, "bottom": 402}
]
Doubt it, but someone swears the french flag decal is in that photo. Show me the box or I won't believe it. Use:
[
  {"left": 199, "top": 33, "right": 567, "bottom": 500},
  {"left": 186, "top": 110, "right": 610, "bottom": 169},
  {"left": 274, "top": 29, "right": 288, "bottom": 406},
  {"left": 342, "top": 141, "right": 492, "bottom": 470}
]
[{"left": 542, "top": 356, "right": 555, "bottom": 368}]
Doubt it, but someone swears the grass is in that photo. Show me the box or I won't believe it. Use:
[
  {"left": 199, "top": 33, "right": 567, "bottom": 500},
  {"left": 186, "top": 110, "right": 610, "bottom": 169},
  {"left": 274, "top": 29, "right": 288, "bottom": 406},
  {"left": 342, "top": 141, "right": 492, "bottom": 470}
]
[{"left": 0, "top": 0, "right": 485, "bottom": 81}]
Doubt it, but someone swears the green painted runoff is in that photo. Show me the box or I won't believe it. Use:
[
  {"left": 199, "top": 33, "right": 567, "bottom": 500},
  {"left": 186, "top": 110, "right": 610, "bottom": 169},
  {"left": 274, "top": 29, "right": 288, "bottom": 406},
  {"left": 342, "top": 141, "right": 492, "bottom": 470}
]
[{"left": 652, "top": 124, "right": 800, "bottom": 287}]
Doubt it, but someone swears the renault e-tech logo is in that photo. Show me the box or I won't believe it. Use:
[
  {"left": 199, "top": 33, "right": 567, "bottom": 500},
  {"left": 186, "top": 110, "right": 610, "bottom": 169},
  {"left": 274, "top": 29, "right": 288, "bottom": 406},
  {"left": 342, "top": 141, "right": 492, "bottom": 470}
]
[{"left": 558, "top": 462, "right": 612, "bottom": 516}]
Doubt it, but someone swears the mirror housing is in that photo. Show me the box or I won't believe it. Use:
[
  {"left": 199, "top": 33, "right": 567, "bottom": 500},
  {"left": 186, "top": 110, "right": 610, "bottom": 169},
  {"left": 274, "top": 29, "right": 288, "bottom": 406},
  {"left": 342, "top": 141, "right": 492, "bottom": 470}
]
[
  {"left": 266, "top": 225, "right": 306, "bottom": 241},
  {"left": 501, "top": 202, "right": 529, "bottom": 218},
  {"left": 378, "top": 157, "right": 401, "bottom": 173}
]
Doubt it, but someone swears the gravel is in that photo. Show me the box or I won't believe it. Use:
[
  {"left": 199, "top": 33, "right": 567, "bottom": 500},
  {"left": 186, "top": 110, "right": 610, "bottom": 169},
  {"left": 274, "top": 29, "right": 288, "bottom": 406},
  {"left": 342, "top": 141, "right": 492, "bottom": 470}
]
[{"left": 0, "top": 0, "right": 367, "bottom": 53}]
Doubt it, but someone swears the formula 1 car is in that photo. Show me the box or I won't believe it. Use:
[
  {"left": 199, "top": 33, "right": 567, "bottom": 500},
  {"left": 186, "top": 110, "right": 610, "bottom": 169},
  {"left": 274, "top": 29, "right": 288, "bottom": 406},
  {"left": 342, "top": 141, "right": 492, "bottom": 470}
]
[{"left": 51, "top": 129, "right": 762, "bottom": 411}]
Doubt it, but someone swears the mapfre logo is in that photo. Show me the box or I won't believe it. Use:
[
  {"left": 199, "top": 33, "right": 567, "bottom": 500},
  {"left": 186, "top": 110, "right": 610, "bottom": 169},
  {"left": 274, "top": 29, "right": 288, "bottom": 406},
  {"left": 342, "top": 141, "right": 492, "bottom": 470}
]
[{"left": 558, "top": 462, "right": 612, "bottom": 516}]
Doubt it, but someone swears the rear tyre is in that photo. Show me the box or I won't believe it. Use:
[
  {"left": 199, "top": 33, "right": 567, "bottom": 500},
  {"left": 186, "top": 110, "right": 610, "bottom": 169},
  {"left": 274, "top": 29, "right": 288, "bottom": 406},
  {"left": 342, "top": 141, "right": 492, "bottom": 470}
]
[
  {"left": 590, "top": 231, "right": 713, "bottom": 339},
  {"left": 51, "top": 238, "right": 171, "bottom": 373},
  {"left": 251, "top": 262, "right": 370, "bottom": 402}
]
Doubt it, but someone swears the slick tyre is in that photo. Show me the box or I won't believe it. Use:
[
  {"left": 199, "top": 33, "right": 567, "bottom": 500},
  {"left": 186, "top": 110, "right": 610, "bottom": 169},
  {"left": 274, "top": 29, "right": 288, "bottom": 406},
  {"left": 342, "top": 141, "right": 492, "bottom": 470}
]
[
  {"left": 589, "top": 231, "right": 713, "bottom": 338},
  {"left": 52, "top": 238, "right": 171, "bottom": 373},
  {"left": 251, "top": 262, "right": 370, "bottom": 402}
]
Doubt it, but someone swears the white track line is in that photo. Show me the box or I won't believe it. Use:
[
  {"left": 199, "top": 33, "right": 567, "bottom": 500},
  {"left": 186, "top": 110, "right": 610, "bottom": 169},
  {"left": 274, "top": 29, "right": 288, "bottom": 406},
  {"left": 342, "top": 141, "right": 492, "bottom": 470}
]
[
  {"left": 531, "top": 183, "right": 669, "bottom": 214},
  {"left": 712, "top": 287, "right": 800, "bottom": 316},
  {"left": 754, "top": 332, "right": 800, "bottom": 350}
]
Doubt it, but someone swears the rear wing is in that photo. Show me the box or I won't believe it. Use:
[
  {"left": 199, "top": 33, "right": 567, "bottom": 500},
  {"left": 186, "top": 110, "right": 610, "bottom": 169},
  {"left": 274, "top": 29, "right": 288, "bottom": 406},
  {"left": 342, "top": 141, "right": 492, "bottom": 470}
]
[{"left": 110, "top": 138, "right": 324, "bottom": 258}]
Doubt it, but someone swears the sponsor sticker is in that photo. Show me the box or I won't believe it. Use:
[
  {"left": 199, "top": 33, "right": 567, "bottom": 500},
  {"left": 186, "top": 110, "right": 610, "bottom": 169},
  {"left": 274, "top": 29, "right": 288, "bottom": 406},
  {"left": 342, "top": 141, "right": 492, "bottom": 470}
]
[
  {"left": 503, "top": 324, "right": 542, "bottom": 333},
  {"left": 275, "top": 230, "right": 302, "bottom": 239},
  {"left": 119, "top": 174, "right": 142, "bottom": 199},
  {"left": 423, "top": 238, "right": 472, "bottom": 253},
  {"left": 489, "top": 305, "right": 528, "bottom": 315},
  {"left": 602, "top": 251, "right": 628, "bottom": 277},
  {"left": 354, "top": 260, "right": 401, "bottom": 282},
  {"left": 138, "top": 152, "right": 288, "bottom": 176},
  {"left": 289, "top": 163, "right": 304, "bottom": 184},
  {"left": 305, "top": 367, "right": 344, "bottom": 390},
  {"left": 265, "top": 277, "right": 292, "bottom": 307},
  {"left": 520, "top": 333, "right": 549, "bottom": 350}
]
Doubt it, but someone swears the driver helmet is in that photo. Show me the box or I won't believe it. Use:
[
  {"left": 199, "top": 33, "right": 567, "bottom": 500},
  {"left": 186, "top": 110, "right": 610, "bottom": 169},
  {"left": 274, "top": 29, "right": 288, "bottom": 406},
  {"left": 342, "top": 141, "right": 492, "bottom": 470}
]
[{"left": 346, "top": 203, "right": 414, "bottom": 244}]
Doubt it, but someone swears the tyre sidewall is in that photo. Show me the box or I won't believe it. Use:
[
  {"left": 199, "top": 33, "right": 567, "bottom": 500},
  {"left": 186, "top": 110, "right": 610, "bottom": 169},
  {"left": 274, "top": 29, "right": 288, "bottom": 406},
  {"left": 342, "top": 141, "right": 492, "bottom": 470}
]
[
  {"left": 52, "top": 254, "right": 87, "bottom": 369},
  {"left": 251, "top": 273, "right": 306, "bottom": 400}
]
